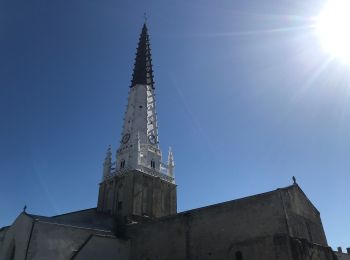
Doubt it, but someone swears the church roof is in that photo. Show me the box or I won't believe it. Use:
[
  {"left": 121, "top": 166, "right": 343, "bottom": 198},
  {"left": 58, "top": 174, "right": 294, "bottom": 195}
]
[
  {"left": 0, "top": 226, "right": 10, "bottom": 231},
  {"left": 26, "top": 208, "right": 115, "bottom": 232},
  {"left": 130, "top": 23, "right": 155, "bottom": 89}
]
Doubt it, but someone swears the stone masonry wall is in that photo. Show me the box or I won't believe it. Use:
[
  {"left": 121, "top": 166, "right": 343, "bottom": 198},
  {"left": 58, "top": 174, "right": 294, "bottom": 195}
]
[
  {"left": 126, "top": 190, "right": 289, "bottom": 260},
  {"left": 280, "top": 186, "right": 328, "bottom": 246},
  {"left": 0, "top": 213, "right": 33, "bottom": 260},
  {"left": 98, "top": 170, "right": 176, "bottom": 222}
]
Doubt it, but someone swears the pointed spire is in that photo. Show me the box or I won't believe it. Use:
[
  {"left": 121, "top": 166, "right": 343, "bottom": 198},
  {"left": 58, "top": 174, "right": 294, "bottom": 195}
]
[
  {"left": 102, "top": 145, "right": 112, "bottom": 180},
  {"left": 131, "top": 23, "right": 155, "bottom": 89},
  {"left": 167, "top": 147, "right": 175, "bottom": 177}
]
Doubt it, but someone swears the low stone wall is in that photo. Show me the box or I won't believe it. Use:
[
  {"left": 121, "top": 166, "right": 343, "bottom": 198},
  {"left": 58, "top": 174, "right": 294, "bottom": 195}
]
[
  {"left": 335, "top": 252, "right": 350, "bottom": 260},
  {"left": 290, "top": 237, "right": 335, "bottom": 260}
]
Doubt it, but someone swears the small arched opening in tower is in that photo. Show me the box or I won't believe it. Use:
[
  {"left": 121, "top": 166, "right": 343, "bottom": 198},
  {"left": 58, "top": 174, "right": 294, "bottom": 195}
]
[
  {"left": 120, "top": 160, "right": 125, "bottom": 169},
  {"left": 235, "top": 251, "right": 243, "bottom": 260}
]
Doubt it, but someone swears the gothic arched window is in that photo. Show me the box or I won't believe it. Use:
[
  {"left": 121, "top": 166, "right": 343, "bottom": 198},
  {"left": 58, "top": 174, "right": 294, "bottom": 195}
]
[
  {"left": 235, "top": 251, "right": 243, "bottom": 260},
  {"left": 120, "top": 160, "right": 125, "bottom": 169}
]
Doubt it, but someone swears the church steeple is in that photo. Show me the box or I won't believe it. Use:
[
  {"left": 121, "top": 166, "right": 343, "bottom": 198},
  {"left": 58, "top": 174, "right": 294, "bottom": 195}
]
[
  {"left": 114, "top": 23, "right": 173, "bottom": 182},
  {"left": 131, "top": 23, "right": 155, "bottom": 89},
  {"left": 97, "top": 24, "right": 177, "bottom": 222}
]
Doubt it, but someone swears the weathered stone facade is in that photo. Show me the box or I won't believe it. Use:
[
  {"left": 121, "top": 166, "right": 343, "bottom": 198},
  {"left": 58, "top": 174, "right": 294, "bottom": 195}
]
[
  {"left": 124, "top": 184, "right": 330, "bottom": 260},
  {"left": 97, "top": 170, "right": 177, "bottom": 223},
  {"left": 0, "top": 184, "right": 347, "bottom": 260}
]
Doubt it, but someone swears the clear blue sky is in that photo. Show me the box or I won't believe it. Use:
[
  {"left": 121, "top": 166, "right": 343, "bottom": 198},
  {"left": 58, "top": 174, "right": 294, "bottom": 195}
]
[{"left": 0, "top": 0, "right": 349, "bottom": 249}]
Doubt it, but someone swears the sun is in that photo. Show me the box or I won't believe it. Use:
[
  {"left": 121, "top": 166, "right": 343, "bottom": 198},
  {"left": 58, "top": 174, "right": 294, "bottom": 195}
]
[{"left": 316, "top": 0, "right": 350, "bottom": 63}]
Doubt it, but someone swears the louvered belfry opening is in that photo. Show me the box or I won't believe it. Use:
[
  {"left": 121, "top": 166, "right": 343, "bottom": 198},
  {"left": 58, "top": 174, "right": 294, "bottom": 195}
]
[{"left": 131, "top": 23, "right": 155, "bottom": 89}]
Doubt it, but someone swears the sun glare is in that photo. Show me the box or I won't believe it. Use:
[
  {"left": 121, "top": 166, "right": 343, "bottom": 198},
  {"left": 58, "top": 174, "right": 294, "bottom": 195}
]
[{"left": 316, "top": 0, "right": 350, "bottom": 63}]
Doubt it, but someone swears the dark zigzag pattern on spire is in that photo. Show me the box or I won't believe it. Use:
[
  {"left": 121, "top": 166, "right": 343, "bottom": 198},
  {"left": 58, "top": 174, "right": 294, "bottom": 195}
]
[{"left": 130, "top": 24, "right": 155, "bottom": 89}]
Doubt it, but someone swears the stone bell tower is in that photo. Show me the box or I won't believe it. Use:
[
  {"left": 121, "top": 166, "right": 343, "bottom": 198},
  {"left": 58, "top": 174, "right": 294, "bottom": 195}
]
[{"left": 97, "top": 24, "right": 177, "bottom": 223}]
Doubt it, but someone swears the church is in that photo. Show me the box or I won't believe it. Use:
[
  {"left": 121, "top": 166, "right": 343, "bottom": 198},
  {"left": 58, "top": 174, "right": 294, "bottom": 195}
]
[{"left": 0, "top": 24, "right": 349, "bottom": 260}]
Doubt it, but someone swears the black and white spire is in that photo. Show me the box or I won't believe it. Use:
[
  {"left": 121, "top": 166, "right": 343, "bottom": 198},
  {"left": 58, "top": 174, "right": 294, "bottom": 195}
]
[
  {"left": 102, "top": 24, "right": 174, "bottom": 184},
  {"left": 131, "top": 23, "right": 155, "bottom": 89}
]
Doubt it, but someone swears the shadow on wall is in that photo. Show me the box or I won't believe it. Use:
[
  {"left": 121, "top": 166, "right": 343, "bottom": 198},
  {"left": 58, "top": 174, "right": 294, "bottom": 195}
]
[{"left": 7, "top": 240, "right": 16, "bottom": 260}]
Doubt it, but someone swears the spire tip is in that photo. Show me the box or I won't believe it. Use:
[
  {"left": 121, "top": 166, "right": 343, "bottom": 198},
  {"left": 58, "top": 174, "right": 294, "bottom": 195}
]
[{"left": 130, "top": 18, "right": 154, "bottom": 89}]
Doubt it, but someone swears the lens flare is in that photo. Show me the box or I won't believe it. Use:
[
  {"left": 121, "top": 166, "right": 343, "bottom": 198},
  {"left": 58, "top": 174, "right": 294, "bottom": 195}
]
[{"left": 316, "top": 0, "right": 350, "bottom": 63}]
